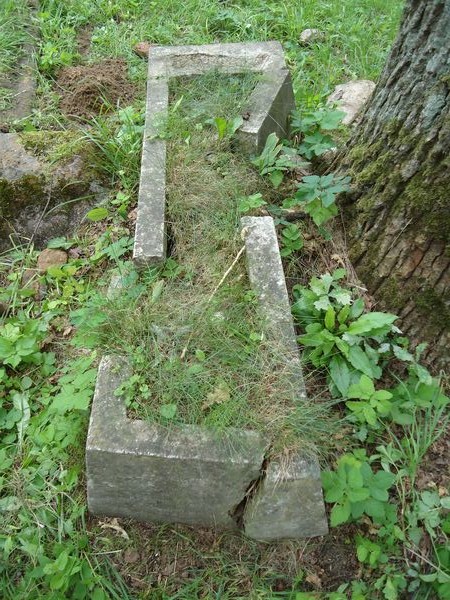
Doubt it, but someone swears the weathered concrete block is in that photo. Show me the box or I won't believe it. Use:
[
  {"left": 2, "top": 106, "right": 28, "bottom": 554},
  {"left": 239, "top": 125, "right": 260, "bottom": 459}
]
[
  {"left": 147, "top": 41, "right": 287, "bottom": 78},
  {"left": 238, "top": 69, "right": 295, "bottom": 154},
  {"left": 244, "top": 454, "right": 328, "bottom": 540},
  {"left": 133, "top": 41, "right": 295, "bottom": 268},
  {"left": 240, "top": 216, "right": 327, "bottom": 539},
  {"left": 241, "top": 216, "right": 306, "bottom": 398},
  {"left": 86, "top": 356, "right": 268, "bottom": 528},
  {"left": 133, "top": 79, "right": 168, "bottom": 268}
]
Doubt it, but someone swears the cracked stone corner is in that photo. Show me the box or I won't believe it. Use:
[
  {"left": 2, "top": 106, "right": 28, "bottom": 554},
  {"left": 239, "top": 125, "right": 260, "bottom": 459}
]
[{"left": 242, "top": 452, "right": 329, "bottom": 541}]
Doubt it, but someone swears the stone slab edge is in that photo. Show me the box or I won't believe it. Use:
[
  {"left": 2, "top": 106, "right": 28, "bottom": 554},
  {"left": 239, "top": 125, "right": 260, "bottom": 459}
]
[
  {"left": 133, "top": 41, "right": 295, "bottom": 268},
  {"left": 86, "top": 355, "right": 268, "bottom": 528},
  {"left": 241, "top": 216, "right": 328, "bottom": 539}
]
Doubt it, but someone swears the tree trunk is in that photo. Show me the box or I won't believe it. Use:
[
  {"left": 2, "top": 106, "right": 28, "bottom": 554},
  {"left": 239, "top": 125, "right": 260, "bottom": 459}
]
[{"left": 338, "top": 0, "right": 450, "bottom": 368}]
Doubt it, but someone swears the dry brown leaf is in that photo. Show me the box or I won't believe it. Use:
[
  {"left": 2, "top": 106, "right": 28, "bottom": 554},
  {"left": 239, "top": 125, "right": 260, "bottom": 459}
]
[
  {"left": 124, "top": 548, "right": 140, "bottom": 563},
  {"left": 305, "top": 572, "right": 322, "bottom": 588},
  {"left": 99, "top": 518, "right": 129, "bottom": 539},
  {"left": 202, "top": 383, "right": 230, "bottom": 411}
]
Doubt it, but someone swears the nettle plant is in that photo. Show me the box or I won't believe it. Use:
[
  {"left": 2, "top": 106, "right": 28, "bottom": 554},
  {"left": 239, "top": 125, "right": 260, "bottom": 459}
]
[
  {"left": 283, "top": 173, "right": 351, "bottom": 227},
  {"left": 291, "top": 106, "right": 345, "bottom": 160},
  {"left": 292, "top": 269, "right": 398, "bottom": 398},
  {"left": 251, "top": 132, "right": 306, "bottom": 188},
  {"left": 296, "top": 269, "right": 450, "bottom": 598}
]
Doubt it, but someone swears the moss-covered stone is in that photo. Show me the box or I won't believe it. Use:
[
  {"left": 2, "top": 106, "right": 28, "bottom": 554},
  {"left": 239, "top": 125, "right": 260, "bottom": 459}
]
[{"left": 19, "top": 130, "right": 88, "bottom": 164}]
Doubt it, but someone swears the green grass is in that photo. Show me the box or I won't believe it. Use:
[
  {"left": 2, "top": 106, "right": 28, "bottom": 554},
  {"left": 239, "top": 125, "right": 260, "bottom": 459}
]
[
  {"left": 38, "top": 0, "right": 403, "bottom": 101},
  {"left": 0, "top": 0, "right": 30, "bottom": 76},
  {"left": 77, "top": 72, "right": 339, "bottom": 454},
  {"left": 26, "top": 0, "right": 403, "bottom": 129},
  {"left": 0, "top": 2, "right": 410, "bottom": 599}
]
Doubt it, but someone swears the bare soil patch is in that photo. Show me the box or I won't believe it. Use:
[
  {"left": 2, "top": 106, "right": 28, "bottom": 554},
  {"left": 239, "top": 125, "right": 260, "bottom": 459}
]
[
  {"left": 57, "top": 59, "right": 136, "bottom": 119},
  {"left": 91, "top": 518, "right": 359, "bottom": 596}
]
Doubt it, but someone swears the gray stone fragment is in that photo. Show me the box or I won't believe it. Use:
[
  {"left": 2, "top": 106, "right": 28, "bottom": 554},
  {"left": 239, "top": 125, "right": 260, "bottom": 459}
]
[
  {"left": 327, "top": 80, "right": 376, "bottom": 125},
  {"left": 86, "top": 356, "right": 268, "bottom": 528},
  {"left": 0, "top": 134, "right": 108, "bottom": 252},
  {"left": 238, "top": 69, "right": 295, "bottom": 154},
  {"left": 147, "top": 41, "right": 287, "bottom": 78},
  {"left": 243, "top": 453, "right": 328, "bottom": 540},
  {"left": 0, "top": 133, "right": 41, "bottom": 180},
  {"left": 133, "top": 79, "right": 168, "bottom": 268}
]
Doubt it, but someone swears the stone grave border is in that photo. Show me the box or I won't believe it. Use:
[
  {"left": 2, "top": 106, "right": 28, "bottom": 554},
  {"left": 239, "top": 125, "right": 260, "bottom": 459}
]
[
  {"left": 86, "top": 43, "right": 328, "bottom": 540},
  {"left": 132, "top": 41, "right": 296, "bottom": 269}
]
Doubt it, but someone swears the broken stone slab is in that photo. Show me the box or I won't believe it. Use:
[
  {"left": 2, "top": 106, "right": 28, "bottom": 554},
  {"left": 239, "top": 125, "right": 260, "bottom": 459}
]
[
  {"left": 87, "top": 216, "right": 328, "bottom": 539},
  {"left": 243, "top": 454, "right": 328, "bottom": 541},
  {"left": 133, "top": 41, "right": 295, "bottom": 268},
  {"left": 237, "top": 69, "right": 295, "bottom": 155},
  {"left": 327, "top": 80, "right": 376, "bottom": 125},
  {"left": 86, "top": 355, "right": 268, "bottom": 528},
  {"left": 133, "top": 79, "right": 168, "bottom": 268},
  {"left": 240, "top": 216, "right": 327, "bottom": 540},
  {"left": 241, "top": 216, "right": 306, "bottom": 398},
  {"left": 0, "top": 133, "right": 108, "bottom": 252},
  {"left": 147, "top": 41, "right": 287, "bottom": 78}
]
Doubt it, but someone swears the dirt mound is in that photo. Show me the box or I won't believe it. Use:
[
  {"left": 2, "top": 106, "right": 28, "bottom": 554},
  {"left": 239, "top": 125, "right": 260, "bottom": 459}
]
[{"left": 57, "top": 59, "right": 136, "bottom": 119}]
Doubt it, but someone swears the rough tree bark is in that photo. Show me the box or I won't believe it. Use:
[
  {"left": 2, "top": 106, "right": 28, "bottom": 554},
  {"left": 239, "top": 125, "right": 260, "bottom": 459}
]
[{"left": 338, "top": 0, "right": 450, "bottom": 368}]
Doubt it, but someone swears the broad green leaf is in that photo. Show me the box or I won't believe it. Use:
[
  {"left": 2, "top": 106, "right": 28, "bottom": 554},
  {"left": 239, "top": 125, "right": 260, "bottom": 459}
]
[
  {"left": 0, "top": 337, "right": 14, "bottom": 359},
  {"left": 319, "top": 109, "right": 346, "bottom": 130},
  {"left": 159, "top": 403, "right": 177, "bottom": 419},
  {"left": 331, "top": 289, "right": 352, "bottom": 305},
  {"left": 47, "top": 237, "right": 74, "bottom": 250},
  {"left": 337, "top": 305, "right": 351, "bottom": 324},
  {"left": 363, "top": 405, "right": 377, "bottom": 426},
  {"left": 330, "top": 501, "right": 351, "bottom": 526},
  {"left": 392, "top": 345, "right": 414, "bottom": 362},
  {"left": 363, "top": 498, "right": 385, "bottom": 519},
  {"left": 359, "top": 374, "right": 375, "bottom": 398},
  {"left": 12, "top": 392, "right": 30, "bottom": 447},
  {"left": 269, "top": 170, "right": 283, "bottom": 188},
  {"left": 324, "top": 307, "right": 335, "bottom": 330},
  {"left": 228, "top": 116, "right": 243, "bottom": 135},
  {"left": 151, "top": 280, "right": 164, "bottom": 303},
  {"left": 86, "top": 207, "right": 109, "bottom": 222},
  {"left": 346, "top": 463, "right": 364, "bottom": 488},
  {"left": 214, "top": 117, "right": 227, "bottom": 139},
  {"left": 372, "top": 389, "right": 392, "bottom": 401},
  {"left": 347, "top": 487, "right": 370, "bottom": 503},
  {"left": 349, "top": 298, "right": 365, "bottom": 320},
  {"left": 347, "top": 346, "right": 377, "bottom": 378},
  {"left": 314, "top": 295, "right": 332, "bottom": 311},
  {"left": 356, "top": 543, "right": 369, "bottom": 563},
  {"left": 347, "top": 312, "right": 397, "bottom": 336},
  {"left": 329, "top": 355, "right": 351, "bottom": 397}
]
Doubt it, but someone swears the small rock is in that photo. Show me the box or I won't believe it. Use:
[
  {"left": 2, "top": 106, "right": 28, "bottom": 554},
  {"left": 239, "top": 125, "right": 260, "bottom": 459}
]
[
  {"left": 0, "top": 133, "right": 41, "bottom": 181},
  {"left": 133, "top": 41, "right": 152, "bottom": 58},
  {"left": 299, "top": 29, "right": 324, "bottom": 45},
  {"left": 327, "top": 80, "right": 376, "bottom": 125},
  {"left": 37, "top": 249, "right": 68, "bottom": 273}
]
